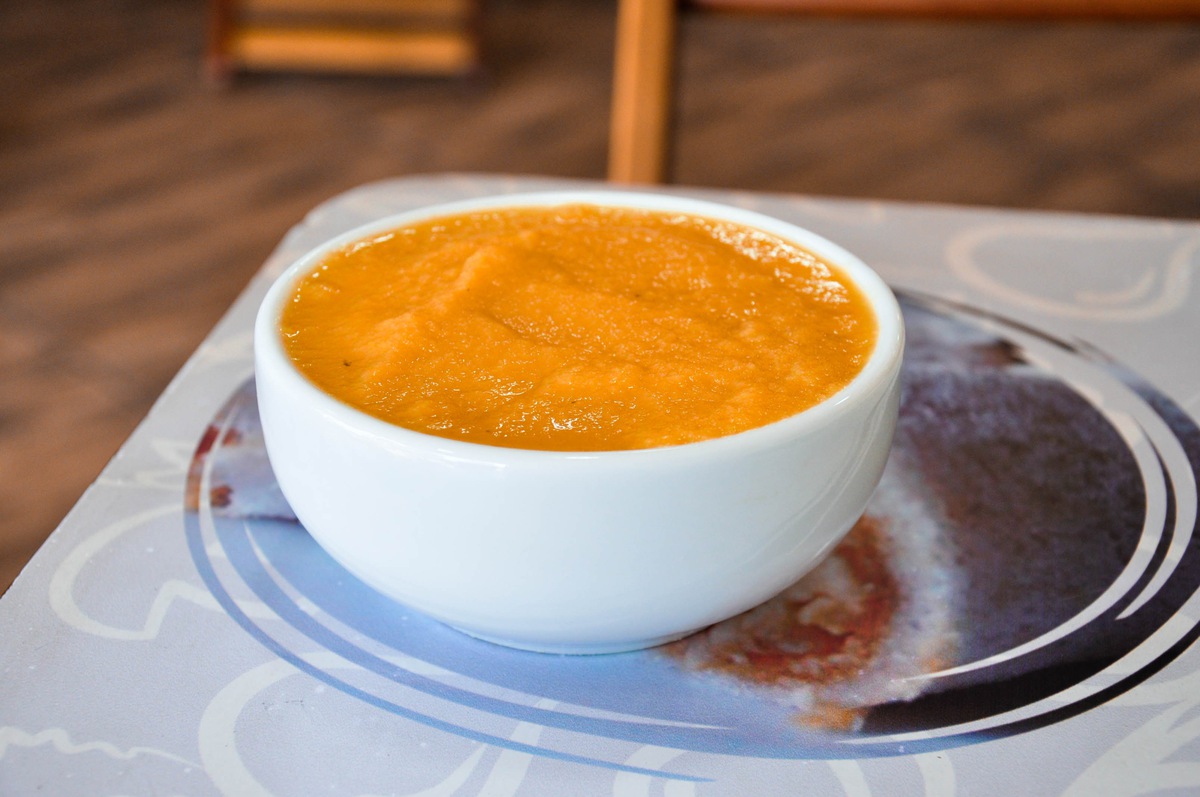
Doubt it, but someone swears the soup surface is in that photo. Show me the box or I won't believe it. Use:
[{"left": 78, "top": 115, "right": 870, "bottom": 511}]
[{"left": 280, "top": 204, "right": 878, "bottom": 451}]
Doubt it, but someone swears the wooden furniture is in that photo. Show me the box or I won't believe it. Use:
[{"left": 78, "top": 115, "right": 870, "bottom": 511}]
[
  {"left": 609, "top": 0, "right": 1200, "bottom": 184},
  {"left": 207, "top": 0, "right": 482, "bottom": 81},
  {"left": 610, "top": 0, "right": 678, "bottom": 186}
]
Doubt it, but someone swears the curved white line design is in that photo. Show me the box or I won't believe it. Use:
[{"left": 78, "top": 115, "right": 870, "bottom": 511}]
[
  {"left": 946, "top": 224, "right": 1198, "bottom": 321},
  {"left": 198, "top": 653, "right": 570, "bottom": 797},
  {"left": 199, "top": 656, "right": 303, "bottom": 797},
  {"left": 914, "top": 753, "right": 956, "bottom": 796},
  {"left": 477, "top": 700, "right": 556, "bottom": 797},
  {"left": 48, "top": 504, "right": 277, "bottom": 640},
  {"left": 827, "top": 760, "right": 872, "bottom": 797},
  {"left": 1117, "top": 401, "right": 1199, "bottom": 618},
  {"left": 49, "top": 505, "right": 200, "bottom": 640},
  {"left": 151, "top": 437, "right": 198, "bottom": 470},
  {"left": 781, "top": 195, "right": 888, "bottom": 226},
  {"left": 1063, "top": 695, "right": 1200, "bottom": 797},
  {"left": 194, "top": 332, "right": 254, "bottom": 369},
  {"left": 612, "top": 746, "right": 694, "bottom": 797},
  {"left": 0, "top": 725, "right": 198, "bottom": 768},
  {"left": 1111, "top": 644, "right": 1200, "bottom": 707},
  {"left": 95, "top": 438, "right": 196, "bottom": 493},
  {"left": 396, "top": 747, "right": 486, "bottom": 797}
]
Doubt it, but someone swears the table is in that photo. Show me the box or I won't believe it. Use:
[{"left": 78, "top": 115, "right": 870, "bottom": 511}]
[{"left": 4, "top": 174, "right": 1200, "bottom": 795}]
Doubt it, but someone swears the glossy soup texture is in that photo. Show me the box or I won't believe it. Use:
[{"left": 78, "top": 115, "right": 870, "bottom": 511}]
[{"left": 280, "top": 205, "right": 878, "bottom": 451}]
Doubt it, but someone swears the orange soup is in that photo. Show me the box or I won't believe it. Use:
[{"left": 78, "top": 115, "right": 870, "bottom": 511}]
[{"left": 280, "top": 205, "right": 878, "bottom": 451}]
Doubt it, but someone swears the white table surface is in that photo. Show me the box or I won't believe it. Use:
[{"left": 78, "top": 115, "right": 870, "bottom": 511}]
[{"left": 4, "top": 174, "right": 1200, "bottom": 795}]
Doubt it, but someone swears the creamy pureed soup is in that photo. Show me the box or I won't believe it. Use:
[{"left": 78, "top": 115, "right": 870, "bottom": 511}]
[{"left": 280, "top": 205, "right": 878, "bottom": 451}]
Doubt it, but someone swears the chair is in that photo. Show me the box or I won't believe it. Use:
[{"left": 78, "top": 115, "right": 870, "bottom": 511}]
[
  {"left": 609, "top": 0, "right": 1200, "bottom": 184},
  {"left": 207, "top": 0, "right": 482, "bottom": 81}
]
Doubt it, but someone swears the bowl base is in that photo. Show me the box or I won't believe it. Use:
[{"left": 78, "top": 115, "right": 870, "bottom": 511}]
[{"left": 449, "top": 624, "right": 695, "bottom": 655}]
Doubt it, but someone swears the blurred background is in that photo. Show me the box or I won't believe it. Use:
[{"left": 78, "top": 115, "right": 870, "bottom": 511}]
[{"left": 2, "top": 0, "right": 1199, "bottom": 592}]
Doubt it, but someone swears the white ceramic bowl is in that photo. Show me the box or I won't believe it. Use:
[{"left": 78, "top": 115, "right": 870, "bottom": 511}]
[{"left": 254, "top": 191, "right": 904, "bottom": 654}]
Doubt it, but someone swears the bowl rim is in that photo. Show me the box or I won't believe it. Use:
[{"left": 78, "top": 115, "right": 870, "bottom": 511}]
[{"left": 254, "top": 190, "right": 905, "bottom": 465}]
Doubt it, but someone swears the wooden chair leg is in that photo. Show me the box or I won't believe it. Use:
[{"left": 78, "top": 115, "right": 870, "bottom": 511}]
[
  {"left": 608, "top": 0, "right": 677, "bottom": 185},
  {"left": 205, "top": 0, "right": 237, "bottom": 84},
  {"left": 205, "top": 0, "right": 482, "bottom": 81}
]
